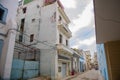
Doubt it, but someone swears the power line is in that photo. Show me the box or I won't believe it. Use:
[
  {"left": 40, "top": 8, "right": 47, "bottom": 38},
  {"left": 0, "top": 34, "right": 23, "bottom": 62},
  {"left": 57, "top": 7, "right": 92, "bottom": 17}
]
[{"left": 16, "top": 29, "right": 56, "bottom": 49}]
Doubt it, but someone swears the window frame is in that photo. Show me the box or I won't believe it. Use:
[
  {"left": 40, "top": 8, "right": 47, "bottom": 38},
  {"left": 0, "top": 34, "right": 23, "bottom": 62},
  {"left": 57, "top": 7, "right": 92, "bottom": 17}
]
[
  {"left": 30, "top": 34, "right": 34, "bottom": 42},
  {"left": 66, "top": 40, "right": 68, "bottom": 46},
  {"left": 22, "top": 7, "right": 27, "bottom": 14},
  {"left": 20, "top": 18, "right": 25, "bottom": 33},
  {"left": 32, "top": 18, "right": 35, "bottom": 22},
  {"left": 0, "top": 4, "right": 8, "bottom": 24},
  {"left": 59, "top": 34, "right": 62, "bottom": 43}
]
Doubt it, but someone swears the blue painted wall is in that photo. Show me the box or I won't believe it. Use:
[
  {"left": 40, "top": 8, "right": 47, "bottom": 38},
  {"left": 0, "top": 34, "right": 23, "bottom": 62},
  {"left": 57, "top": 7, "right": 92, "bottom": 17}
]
[
  {"left": 0, "top": 39, "right": 3, "bottom": 58},
  {"left": 79, "top": 56, "right": 85, "bottom": 72},
  {"left": 97, "top": 44, "right": 109, "bottom": 80},
  {"left": 11, "top": 59, "right": 39, "bottom": 79}
]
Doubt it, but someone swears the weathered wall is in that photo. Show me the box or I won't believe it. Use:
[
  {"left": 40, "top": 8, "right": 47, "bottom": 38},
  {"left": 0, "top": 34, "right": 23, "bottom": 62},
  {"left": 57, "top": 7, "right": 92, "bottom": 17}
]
[
  {"left": 38, "top": 2, "right": 57, "bottom": 49},
  {"left": 97, "top": 44, "right": 109, "bottom": 80},
  {"left": 0, "top": 0, "right": 18, "bottom": 79},
  {"left": 40, "top": 49, "right": 58, "bottom": 80},
  {"left": 94, "top": 0, "right": 120, "bottom": 43},
  {"left": 105, "top": 40, "right": 120, "bottom": 80},
  {"left": 17, "top": 0, "right": 43, "bottom": 45}
]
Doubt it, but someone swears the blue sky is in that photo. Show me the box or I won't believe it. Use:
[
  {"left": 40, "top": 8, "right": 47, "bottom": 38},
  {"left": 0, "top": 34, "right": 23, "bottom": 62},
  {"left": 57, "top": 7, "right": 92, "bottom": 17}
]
[{"left": 60, "top": 0, "right": 96, "bottom": 55}]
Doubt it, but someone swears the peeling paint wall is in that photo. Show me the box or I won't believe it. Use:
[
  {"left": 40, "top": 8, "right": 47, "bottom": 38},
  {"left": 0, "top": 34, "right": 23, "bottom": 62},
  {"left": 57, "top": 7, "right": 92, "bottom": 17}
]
[{"left": 0, "top": 0, "right": 18, "bottom": 79}]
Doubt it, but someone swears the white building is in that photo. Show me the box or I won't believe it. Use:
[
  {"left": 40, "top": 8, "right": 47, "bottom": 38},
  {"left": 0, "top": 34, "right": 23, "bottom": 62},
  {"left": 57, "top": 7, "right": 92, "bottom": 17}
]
[
  {"left": 84, "top": 50, "right": 92, "bottom": 70},
  {"left": 72, "top": 49, "right": 80, "bottom": 74},
  {"left": 93, "top": 52, "right": 98, "bottom": 70},
  {"left": 0, "top": 0, "right": 18, "bottom": 79},
  {"left": 17, "top": 0, "right": 73, "bottom": 79}
]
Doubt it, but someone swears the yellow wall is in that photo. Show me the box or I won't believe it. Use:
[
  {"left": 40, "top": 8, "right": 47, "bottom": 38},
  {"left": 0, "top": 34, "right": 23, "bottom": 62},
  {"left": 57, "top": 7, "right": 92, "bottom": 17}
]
[{"left": 105, "top": 40, "right": 120, "bottom": 80}]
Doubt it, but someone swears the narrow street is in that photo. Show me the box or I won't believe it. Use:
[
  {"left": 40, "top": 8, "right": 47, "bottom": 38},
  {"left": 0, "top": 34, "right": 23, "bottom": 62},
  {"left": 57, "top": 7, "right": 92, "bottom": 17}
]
[
  {"left": 70, "top": 69, "right": 104, "bottom": 80},
  {"left": 2, "top": 0, "right": 120, "bottom": 80}
]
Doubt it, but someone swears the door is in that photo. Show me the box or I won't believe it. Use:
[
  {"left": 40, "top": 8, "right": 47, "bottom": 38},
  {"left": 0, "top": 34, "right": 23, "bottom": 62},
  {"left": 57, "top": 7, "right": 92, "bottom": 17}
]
[{"left": 62, "top": 63, "right": 67, "bottom": 78}]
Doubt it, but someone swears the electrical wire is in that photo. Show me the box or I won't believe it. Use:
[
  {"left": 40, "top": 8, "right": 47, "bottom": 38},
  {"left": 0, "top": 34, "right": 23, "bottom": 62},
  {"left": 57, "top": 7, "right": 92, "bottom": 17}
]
[{"left": 16, "top": 29, "right": 56, "bottom": 49}]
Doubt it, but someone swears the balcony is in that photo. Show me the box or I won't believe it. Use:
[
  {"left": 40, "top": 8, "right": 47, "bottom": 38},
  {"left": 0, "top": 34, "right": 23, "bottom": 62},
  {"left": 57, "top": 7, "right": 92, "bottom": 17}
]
[
  {"left": 58, "top": 21, "right": 72, "bottom": 38},
  {"left": 58, "top": 6, "right": 70, "bottom": 24},
  {"left": 56, "top": 44, "right": 73, "bottom": 55}
]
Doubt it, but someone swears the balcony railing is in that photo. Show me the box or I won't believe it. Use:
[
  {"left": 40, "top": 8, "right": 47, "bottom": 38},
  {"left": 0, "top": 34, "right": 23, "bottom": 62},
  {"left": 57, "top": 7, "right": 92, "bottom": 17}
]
[
  {"left": 56, "top": 44, "right": 73, "bottom": 55},
  {"left": 58, "top": 21, "right": 72, "bottom": 38}
]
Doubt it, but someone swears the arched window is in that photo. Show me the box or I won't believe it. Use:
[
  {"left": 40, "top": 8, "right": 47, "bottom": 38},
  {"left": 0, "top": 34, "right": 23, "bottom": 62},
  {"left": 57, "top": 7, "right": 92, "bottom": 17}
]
[{"left": 0, "top": 4, "right": 8, "bottom": 24}]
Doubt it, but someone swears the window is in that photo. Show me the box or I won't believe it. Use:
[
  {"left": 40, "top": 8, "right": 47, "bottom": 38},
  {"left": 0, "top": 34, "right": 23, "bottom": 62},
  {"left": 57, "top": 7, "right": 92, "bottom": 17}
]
[
  {"left": 23, "top": 7, "right": 27, "bottom": 13},
  {"left": 37, "top": 5, "right": 39, "bottom": 8},
  {"left": 0, "top": 4, "right": 8, "bottom": 24},
  {"left": 0, "top": 8, "right": 4, "bottom": 21},
  {"left": 19, "top": 35, "right": 23, "bottom": 42},
  {"left": 58, "top": 66, "right": 61, "bottom": 72},
  {"left": 20, "top": 18, "right": 25, "bottom": 32},
  {"left": 59, "top": 34, "right": 62, "bottom": 43},
  {"left": 21, "top": 18, "right": 25, "bottom": 24},
  {"left": 20, "top": 25, "right": 24, "bottom": 33},
  {"left": 32, "top": 18, "right": 35, "bottom": 22},
  {"left": 66, "top": 40, "right": 68, "bottom": 46},
  {"left": 30, "top": 34, "right": 34, "bottom": 42},
  {"left": 59, "top": 16, "right": 62, "bottom": 21}
]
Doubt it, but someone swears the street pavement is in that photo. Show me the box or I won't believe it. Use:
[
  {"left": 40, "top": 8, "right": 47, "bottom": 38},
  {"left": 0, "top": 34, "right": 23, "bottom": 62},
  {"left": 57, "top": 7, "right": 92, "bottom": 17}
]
[
  {"left": 70, "top": 69, "right": 104, "bottom": 80},
  {"left": 29, "top": 69, "right": 104, "bottom": 80}
]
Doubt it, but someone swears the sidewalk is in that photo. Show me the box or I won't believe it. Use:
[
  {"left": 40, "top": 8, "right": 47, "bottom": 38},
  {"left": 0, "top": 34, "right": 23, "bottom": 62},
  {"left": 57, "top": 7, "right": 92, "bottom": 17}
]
[
  {"left": 29, "top": 69, "right": 104, "bottom": 80},
  {"left": 63, "top": 71, "right": 89, "bottom": 80},
  {"left": 70, "top": 69, "right": 104, "bottom": 80},
  {"left": 29, "top": 73, "right": 80, "bottom": 80},
  {"left": 63, "top": 73, "right": 80, "bottom": 80}
]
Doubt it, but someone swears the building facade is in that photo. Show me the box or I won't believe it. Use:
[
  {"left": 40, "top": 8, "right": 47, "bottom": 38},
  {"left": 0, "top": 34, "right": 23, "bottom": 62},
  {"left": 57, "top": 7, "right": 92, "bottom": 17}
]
[
  {"left": 97, "top": 44, "right": 108, "bottom": 80},
  {"left": 93, "top": 52, "right": 98, "bottom": 70},
  {"left": 17, "top": 0, "right": 73, "bottom": 79},
  {"left": 94, "top": 0, "right": 120, "bottom": 80},
  {"left": 72, "top": 49, "right": 85, "bottom": 73},
  {"left": 84, "top": 51, "right": 92, "bottom": 70},
  {"left": 79, "top": 50, "right": 85, "bottom": 72},
  {"left": 71, "top": 49, "right": 80, "bottom": 75},
  {"left": 0, "top": 0, "right": 18, "bottom": 79}
]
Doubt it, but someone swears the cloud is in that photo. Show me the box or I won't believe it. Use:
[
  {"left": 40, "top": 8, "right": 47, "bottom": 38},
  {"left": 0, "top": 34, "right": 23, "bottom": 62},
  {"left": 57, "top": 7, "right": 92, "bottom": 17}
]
[
  {"left": 79, "top": 36, "right": 95, "bottom": 46},
  {"left": 60, "top": 0, "right": 96, "bottom": 54},
  {"left": 69, "top": 1, "right": 94, "bottom": 35},
  {"left": 71, "top": 35, "right": 96, "bottom": 56},
  {"left": 73, "top": 22, "right": 95, "bottom": 40},
  {"left": 70, "top": 34, "right": 96, "bottom": 48},
  {"left": 60, "top": 0, "right": 77, "bottom": 9}
]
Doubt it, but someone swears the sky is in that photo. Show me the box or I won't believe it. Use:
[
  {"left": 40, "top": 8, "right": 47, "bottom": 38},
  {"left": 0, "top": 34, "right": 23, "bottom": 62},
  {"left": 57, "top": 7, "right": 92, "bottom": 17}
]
[{"left": 60, "top": 0, "right": 96, "bottom": 56}]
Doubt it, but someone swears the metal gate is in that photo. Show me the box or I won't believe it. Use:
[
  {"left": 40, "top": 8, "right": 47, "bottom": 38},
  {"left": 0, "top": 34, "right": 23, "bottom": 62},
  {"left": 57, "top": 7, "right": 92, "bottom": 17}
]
[{"left": 11, "top": 41, "right": 40, "bottom": 80}]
